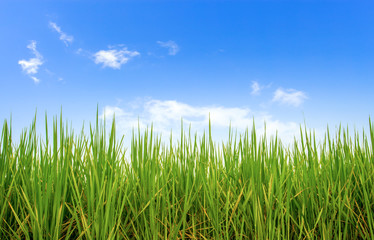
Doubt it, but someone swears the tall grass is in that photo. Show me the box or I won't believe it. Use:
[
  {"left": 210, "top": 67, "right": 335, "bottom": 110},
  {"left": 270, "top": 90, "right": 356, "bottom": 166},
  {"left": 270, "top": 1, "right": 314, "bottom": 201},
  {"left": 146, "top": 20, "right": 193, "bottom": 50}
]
[{"left": 0, "top": 114, "right": 373, "bottom": 239}]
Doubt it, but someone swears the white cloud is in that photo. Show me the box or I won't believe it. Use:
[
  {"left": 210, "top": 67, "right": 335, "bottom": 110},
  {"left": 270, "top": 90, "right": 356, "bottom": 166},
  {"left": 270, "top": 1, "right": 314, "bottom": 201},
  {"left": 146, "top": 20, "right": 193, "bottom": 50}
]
[
  {"left": 102, "top": 106, "right": 128, "bottom": 118},
  {"left": 250, "top": 81, "right": 273, "bottom": 96},
  {"left": 76, "top": 48, "right": 83, "bottom": 54},
  {"left": 49, "top": 21, "right": 74, "bottom": 46},
  {"left": 251, "top": 81, "right": 261, "bottom": 95},
  {"left": 94, "top": 47, "right": 140, "bottom": 69},
  {"left": 157, "top": 40, "right": 179, "bottom": 55},
  {"left": 18, "top": 40, "right": 43, "bottom": 83},
  {"left": 18, "top": 58, "right": 43, "bottom": 75},
  {"left": 102, "top": 98, "right": 305, "bottom": 146},
  {"left": 272, "top": 88, "right": 307, "bottom": 107},
  {"left": 30, "top": 76, "right": 40, "bottom": 84}
]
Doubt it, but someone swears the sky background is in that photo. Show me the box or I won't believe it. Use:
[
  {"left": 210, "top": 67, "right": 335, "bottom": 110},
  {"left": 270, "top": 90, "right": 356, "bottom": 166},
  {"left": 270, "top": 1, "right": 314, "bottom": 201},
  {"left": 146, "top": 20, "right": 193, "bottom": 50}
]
[{"left": 1, "top": 0, "right": 374, "bottom": 145}]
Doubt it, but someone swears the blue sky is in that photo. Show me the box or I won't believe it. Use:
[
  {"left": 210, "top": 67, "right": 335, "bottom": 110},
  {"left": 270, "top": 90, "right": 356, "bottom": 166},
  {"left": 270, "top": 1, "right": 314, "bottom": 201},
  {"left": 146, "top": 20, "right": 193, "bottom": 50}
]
[{"left": 1, "top": 1, "right": 374, "bottom": 144}]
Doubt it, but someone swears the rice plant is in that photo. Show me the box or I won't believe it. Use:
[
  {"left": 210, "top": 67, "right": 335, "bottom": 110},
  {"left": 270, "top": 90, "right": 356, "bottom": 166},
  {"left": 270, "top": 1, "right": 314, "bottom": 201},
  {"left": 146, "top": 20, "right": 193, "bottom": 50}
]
[{"left": 0, "top": 113, "right": 373, "bottom": 239}]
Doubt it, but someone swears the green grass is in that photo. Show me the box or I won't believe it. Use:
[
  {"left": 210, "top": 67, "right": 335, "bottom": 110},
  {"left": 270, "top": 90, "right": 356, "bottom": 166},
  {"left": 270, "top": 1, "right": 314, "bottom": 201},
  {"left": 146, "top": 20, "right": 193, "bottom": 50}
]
[{"left": 1, "top": 113, "right": 374, "bottom": 239}]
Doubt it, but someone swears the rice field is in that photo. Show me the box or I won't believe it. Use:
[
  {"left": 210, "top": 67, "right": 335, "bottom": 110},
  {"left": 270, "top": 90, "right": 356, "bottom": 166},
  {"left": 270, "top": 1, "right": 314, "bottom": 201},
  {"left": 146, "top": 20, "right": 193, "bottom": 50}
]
[{"left": 1, "top": 114, "right": 373, "bottom": 239}]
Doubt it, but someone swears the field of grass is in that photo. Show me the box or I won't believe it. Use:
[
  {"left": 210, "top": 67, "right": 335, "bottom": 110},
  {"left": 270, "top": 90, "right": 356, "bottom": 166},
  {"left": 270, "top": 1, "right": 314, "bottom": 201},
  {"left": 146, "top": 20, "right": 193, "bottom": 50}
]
[{"left": 1, "top": 114, "right": 374, "bottom": 239}]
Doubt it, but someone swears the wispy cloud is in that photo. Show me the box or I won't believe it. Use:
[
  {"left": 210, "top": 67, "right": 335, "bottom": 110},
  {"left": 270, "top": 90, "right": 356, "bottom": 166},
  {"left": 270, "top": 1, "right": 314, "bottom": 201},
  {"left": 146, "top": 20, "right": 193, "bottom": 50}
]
[
  {"left": 272, "top": 88, "right": 307, "bottom": 107},
  {"left": 250, "top": 81, "right": 272, "bottom": 96},
  {"left": 49, "top": 21, "right": 74, "bottom": 46},
  {"left": 94, "top": 46, "right": 140, "bottom": 69},
  {"left": 76, "top": 48, "right": 83, "bottom": 54},
  {"left": 18, "top": 40, "right": 43, "bottom": 83},
  {"left": 251, "top": 81, "right": 261, "bottom": 95},
  {"left": 157, "top": 40, "right": 179, "bottom": 56},
  {"left": 30, "top": 76, "right": 40, "bottom": 84},
  {"left": 101, "top": 98, "right": 304, "bottom": 145}
]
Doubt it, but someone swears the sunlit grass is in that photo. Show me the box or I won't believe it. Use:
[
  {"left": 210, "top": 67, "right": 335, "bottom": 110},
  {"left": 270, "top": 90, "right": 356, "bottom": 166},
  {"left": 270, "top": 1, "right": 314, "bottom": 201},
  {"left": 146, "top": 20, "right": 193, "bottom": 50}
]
[{"left": 1, "top": 113, "right": 373, "bottom": 239}]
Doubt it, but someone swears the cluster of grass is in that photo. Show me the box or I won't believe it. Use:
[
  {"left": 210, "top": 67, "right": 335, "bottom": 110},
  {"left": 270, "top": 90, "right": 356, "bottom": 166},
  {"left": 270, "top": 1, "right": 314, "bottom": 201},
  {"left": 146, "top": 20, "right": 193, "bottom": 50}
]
[{"left": 1, "top": 114, "right": 374, "bottom": 239}]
